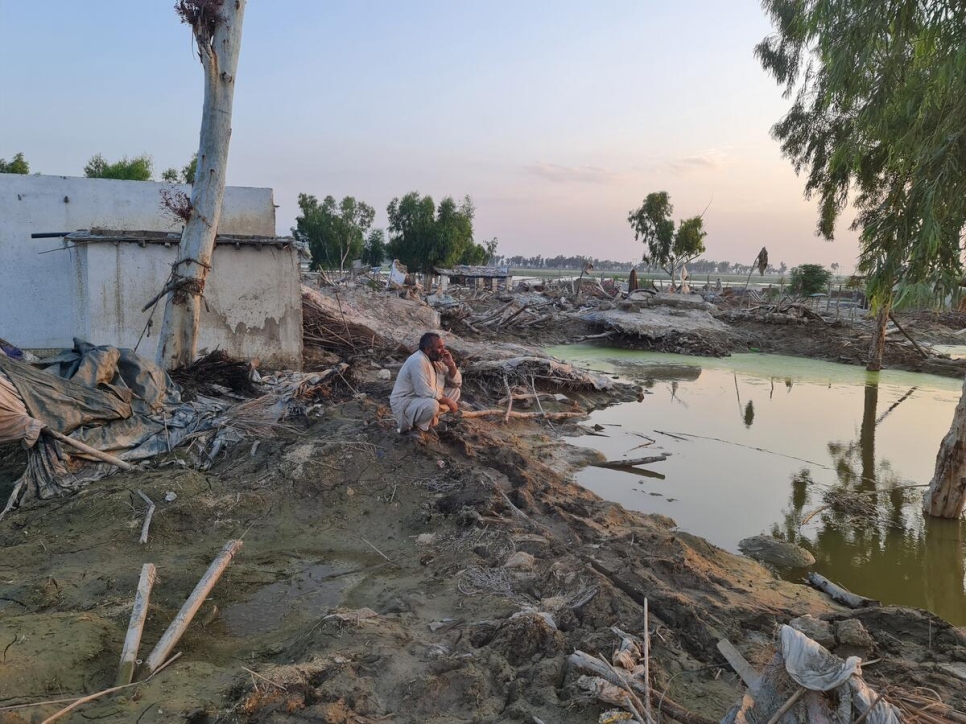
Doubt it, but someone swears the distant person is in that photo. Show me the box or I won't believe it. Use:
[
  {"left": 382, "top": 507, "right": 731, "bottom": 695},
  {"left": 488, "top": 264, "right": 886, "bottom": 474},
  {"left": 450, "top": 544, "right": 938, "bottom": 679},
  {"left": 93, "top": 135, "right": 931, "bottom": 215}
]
[
  {"left": 628, "top": 268, "right": 639, "bottom": 292},
  {"left": 390, "top": 332, "right": 462, "bottom": 441}
]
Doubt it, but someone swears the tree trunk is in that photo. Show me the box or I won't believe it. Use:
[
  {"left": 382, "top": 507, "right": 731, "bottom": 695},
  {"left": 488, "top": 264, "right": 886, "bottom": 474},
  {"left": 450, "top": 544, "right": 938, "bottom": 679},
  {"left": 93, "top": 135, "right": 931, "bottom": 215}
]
[
  {"left": 866, "top": 300, "right": 891, "bottom": 371},
  {"left": 156, "top": 0, "right": 247, "bottom": 370},
  {"left": 923, "top": 372, "right": 966, "bottom": 518}
]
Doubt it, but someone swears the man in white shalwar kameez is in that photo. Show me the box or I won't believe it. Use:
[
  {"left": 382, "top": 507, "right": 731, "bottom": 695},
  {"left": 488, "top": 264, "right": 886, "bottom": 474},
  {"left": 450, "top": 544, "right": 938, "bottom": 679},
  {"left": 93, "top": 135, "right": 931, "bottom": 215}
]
[{"left": 390, "top": 332, "right": 462, "bottom": 439}]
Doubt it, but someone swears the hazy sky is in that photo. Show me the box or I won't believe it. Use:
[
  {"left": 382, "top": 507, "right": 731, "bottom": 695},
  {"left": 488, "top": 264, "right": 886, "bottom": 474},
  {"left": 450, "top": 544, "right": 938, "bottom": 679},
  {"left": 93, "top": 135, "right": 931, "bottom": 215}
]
[{"left": 0, "top": 1, "right": 861, "bottom": 270}]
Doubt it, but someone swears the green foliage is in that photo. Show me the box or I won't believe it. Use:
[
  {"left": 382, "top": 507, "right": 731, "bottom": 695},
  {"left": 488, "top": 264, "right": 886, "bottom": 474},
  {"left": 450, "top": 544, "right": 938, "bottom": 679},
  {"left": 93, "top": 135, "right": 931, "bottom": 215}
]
[
  {"left": 627, "top": 191, "right": 707, "bottom": 281},
  {"left": 161, "top": 154, "right": 198, "bottom": 185},
  {"left": 386, "top": 192, "right": 485, "bottom": 274},
  {"left": 483, "top": 237, "right": 499, "bottom": 265},
  {"left": 293, "top": 194, "right": 375, "bottom": 271},
  {"left": 789, "top": 264, "right": 832, "bottom": 297},
  {"left": 757, "top": 0, "right": 966, "bottom": 309},
  {"left": 0, "top": 152, "right": 30, "bottom": 174},
  {"left": 84, "top": 153, "right": 153, "bottom": 181},
  {"left": 361, "top": 228, "right": 387, "bottom": 267}
]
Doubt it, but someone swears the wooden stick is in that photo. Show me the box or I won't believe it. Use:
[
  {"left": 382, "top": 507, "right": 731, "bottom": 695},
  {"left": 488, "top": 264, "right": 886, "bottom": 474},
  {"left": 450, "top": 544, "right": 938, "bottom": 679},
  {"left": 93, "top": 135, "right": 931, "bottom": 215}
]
[
  {"left": 643, "top": 597, "right": 653, "bottom": 724},
  {"left": 593, "top": 454, "right": 669, "bottom": 469},
  {"left": 569, "top": 651, "right": 715, "bottom": 724},
  {"left": 143, "top": 540, "right": 243, "bottom": 674},
  {"left": 764, "top": 687, "right": 804, "bottom": 724},
  {"left": 41, "top": 652, "right": 181, "bottom": 723},
  {"left": 43, "top": 428, "right": 134, "bottom": 471},
  {"left": 361, "top": 537, "right": 392, "bottom": 563},
  {"left": 115, "top": 564, "right": 157, "bottom": 686},
  {"left": 888, "top": 311, "right": 929, "bottom": 359},
  {"left": 136, "top": 491, "right": 155, "bottom": 545},
  {"left": 503, "top": 376, "right": 513, "bottom": 423},
  {"left": 460, "top": 409, "right": 586, "bottom": 420}
]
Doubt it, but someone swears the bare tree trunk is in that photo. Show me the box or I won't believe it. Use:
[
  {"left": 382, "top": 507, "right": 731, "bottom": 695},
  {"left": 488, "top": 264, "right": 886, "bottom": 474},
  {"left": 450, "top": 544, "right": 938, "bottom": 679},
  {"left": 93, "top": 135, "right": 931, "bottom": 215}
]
[
  {"left": 156, "top": 0, "right": 247, "bottom": 370},
  {"left": 924, "top": 372, "right": 966, "bottom": 518},
  {"left": 866, "top": 300, "right": 891, "bottom": 371}
]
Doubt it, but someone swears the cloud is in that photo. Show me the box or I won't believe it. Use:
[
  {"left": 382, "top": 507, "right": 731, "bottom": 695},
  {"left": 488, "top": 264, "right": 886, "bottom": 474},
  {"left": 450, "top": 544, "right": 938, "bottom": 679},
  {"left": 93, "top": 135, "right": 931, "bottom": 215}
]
[
  {"left": 524, "top": 161, "right": 626, "bottom": 184},
  {"left": 665, "top": 149, "right": 728, "bottom": 176}
]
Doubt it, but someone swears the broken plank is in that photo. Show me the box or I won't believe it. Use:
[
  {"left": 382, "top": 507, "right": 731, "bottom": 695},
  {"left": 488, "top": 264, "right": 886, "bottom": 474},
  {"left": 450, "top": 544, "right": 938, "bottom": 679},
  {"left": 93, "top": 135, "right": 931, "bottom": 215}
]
[{"left": 716, "top": 639, "right": 761, "bottom": 694}]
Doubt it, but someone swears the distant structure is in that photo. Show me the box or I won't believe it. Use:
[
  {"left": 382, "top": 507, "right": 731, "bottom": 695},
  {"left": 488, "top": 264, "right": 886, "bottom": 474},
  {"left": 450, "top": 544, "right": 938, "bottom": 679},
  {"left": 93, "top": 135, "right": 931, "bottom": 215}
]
[{"left": 435, "top": 265, "right": 511, "bottom": 292}]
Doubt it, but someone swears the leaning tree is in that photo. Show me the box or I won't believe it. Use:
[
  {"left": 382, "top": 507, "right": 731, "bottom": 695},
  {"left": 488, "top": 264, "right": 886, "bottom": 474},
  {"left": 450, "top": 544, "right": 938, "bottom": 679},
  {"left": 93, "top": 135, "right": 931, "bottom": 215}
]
[
  {"left": 155, "top": 0, "right": 246, "bottom": 370},
  {"left": 758, "top": 0, "right": 966, "bottom": 517}
]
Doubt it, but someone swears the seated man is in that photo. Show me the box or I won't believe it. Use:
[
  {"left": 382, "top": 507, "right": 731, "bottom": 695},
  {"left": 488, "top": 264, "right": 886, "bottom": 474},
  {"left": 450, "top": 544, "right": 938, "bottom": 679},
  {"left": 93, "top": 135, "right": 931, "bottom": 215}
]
[{"left": 390, "top": 332, "right": 461, "bottom": 440}]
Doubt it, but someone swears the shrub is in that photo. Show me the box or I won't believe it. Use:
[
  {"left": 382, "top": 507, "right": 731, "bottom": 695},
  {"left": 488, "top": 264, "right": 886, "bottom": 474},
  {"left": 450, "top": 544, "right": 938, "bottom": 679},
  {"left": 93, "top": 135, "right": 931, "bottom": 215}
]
[{"left": 789, "top": 264, "right": 832, "bottom": 296}]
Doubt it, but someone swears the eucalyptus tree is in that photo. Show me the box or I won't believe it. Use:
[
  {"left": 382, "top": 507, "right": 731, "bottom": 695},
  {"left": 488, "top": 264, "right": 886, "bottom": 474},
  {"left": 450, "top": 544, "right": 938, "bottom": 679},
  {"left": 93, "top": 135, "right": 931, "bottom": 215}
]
[
  {"left": 155, "top": 0, "right": 246, "bottom": 370},
  {"left": 294, "top": 194, "right": 376, "bottom": 272},
  {"left": 386, "top": 192, "right": 484, "bottom": 274},
  {"left": 757, "top": 0, "right": 966, "bottom": 516},
  {"left": 627, "top": 191, "right": 707, "bottom": 286}
]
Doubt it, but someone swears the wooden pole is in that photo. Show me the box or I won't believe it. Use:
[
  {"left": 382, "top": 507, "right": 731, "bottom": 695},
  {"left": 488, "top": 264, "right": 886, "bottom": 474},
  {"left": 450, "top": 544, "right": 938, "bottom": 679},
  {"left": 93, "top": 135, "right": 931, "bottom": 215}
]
[
  {"left": 143, "top": 540, "right": 243, "bottom": 674},
  {"left": 43, "top": 429, "right": 134, "bottom": 471},
  {"left": 115, "top": 564, "right": 157, "bottom": 686}
]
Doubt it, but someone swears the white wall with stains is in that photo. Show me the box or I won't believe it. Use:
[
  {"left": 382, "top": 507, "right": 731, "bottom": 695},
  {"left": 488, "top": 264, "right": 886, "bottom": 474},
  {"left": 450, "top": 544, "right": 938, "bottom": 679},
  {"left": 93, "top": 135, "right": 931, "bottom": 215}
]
[{"left": 0, "top": 174, "right": 302, "bottom": 369}]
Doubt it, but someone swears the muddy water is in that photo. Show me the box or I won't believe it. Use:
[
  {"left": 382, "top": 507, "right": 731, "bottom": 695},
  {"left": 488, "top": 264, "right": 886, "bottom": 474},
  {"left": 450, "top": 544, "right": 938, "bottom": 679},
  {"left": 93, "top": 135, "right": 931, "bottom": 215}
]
[{"left": 548, "top": 346, "right": 966, "bottom": 625}]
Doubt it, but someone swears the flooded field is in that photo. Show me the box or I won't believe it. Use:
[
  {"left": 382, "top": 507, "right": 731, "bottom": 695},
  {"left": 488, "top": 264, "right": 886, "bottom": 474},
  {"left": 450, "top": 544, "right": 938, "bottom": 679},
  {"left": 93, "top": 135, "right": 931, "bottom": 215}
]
[{"left": 549, "top": 345, "right": 966, "bottom": 625}]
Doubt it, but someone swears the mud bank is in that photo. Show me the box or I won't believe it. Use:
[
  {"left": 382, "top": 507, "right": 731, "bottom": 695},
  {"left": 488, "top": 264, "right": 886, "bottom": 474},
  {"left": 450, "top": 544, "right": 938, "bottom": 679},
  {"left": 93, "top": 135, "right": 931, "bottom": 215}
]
[{"left": 1, "top": 368, "right": 965, "bottom": 722}]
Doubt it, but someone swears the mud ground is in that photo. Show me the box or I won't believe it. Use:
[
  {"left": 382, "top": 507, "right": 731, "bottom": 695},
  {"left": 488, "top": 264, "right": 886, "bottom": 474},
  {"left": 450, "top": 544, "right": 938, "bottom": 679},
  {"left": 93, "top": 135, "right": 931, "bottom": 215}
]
[{"left": 1, "top": 308, "right": 966, "bottom": 722}]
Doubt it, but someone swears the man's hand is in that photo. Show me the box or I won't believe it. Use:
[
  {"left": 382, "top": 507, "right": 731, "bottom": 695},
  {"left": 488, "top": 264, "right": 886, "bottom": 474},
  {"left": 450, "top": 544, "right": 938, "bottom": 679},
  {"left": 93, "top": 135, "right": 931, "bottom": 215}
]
[
  {"left": 440, "top": 350, "right": 457, "bottom": 375},
  {"left": 438, "top": 396, "right": 458, "bottom": 413}
]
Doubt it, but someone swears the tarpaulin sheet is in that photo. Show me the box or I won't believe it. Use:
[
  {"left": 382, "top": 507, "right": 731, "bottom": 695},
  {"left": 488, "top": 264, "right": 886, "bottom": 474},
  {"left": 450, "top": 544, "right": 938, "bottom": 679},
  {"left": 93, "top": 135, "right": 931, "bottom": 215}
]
[
  {"left": 0, "top": 366, "right": 43, "bottom": 446},
  {"left": 0, "top": 340, "right": 226, "bottom": 510},
  {"left": 0, "top": 351, "right": 131, "bottom": 435}
]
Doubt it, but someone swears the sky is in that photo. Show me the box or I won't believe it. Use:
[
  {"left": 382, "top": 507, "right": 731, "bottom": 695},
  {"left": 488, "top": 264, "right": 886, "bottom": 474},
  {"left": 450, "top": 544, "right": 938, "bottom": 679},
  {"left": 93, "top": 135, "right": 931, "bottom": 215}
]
[{"left": 0, "top": 0, "right": 861, "bottom": 270}]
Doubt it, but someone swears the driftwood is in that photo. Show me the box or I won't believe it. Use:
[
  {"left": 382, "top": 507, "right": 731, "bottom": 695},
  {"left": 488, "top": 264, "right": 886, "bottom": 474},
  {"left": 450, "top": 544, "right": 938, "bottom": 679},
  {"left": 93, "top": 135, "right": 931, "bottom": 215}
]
[
  {"left": 43, "top": 428, "right": 134, "bottom": 471},
  {"left": 807, "top": 572, "right": 880, "bottom": 608},
  {"left": 144, "top": 539, "right": 243, "bottom": 674},
  {"left": 115, "top": 563, "right": 157, "bottom": 686},
  {"left": 136, "top": 490, "right": 155, "bottom": 545},
  {"left": 592, "top": 454, "right": 669, "bottom": 469}
]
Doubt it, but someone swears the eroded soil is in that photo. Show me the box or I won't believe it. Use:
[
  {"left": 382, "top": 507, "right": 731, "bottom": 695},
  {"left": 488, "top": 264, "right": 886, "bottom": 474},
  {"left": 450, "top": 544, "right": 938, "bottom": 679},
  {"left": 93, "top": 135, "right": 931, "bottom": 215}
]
[
  {"left": 1, "top": 365, "right": 965, "bottom": 722},
  {"left": 1, "top": 305, "right": 966, "bottom": 722}
]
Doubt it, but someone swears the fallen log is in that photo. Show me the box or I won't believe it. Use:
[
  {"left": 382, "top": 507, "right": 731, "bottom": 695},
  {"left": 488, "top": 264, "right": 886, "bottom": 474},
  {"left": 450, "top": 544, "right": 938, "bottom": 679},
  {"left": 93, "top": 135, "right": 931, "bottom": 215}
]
[
  {"left": 593, "top": 454, "right": 669, "bottom": 469},
  {"left": 115, "top": 563, "right": 157, "bottom": 686},
  {"left": 807, "top": 572, "right": 880, "bottom": 608},
  {"left": 143, "top": 539, "right": 243, "bottom": 674},
  {"left": 44, "top": 428, "right": 134, "bottom": 471}
]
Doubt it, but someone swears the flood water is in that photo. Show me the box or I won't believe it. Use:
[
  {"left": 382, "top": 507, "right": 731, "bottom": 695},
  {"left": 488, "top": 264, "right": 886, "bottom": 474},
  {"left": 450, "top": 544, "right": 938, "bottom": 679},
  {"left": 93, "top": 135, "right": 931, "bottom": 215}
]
[{"left": 547, "top": 346, "right": 966, "bottom": 625}]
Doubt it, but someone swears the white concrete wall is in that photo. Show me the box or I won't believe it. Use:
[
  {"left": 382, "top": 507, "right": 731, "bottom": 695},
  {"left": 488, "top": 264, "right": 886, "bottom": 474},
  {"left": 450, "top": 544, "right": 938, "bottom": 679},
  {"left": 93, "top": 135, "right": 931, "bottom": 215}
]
[
  {"left": 75, "top": 240, "right": 302, "bottom": 369},
  {"left": 0, "top": 174, "right": 302, "bottom": 368}
]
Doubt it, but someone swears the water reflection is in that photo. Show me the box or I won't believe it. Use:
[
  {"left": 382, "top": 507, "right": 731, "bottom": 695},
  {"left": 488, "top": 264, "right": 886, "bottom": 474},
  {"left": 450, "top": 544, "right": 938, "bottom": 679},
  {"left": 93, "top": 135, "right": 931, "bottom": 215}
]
[
  {"left": 550, "top": 347, "right": 966, "bottom": 625},
  {"left": 788, "top": 380, "right": 966, "bottom": 620}
]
